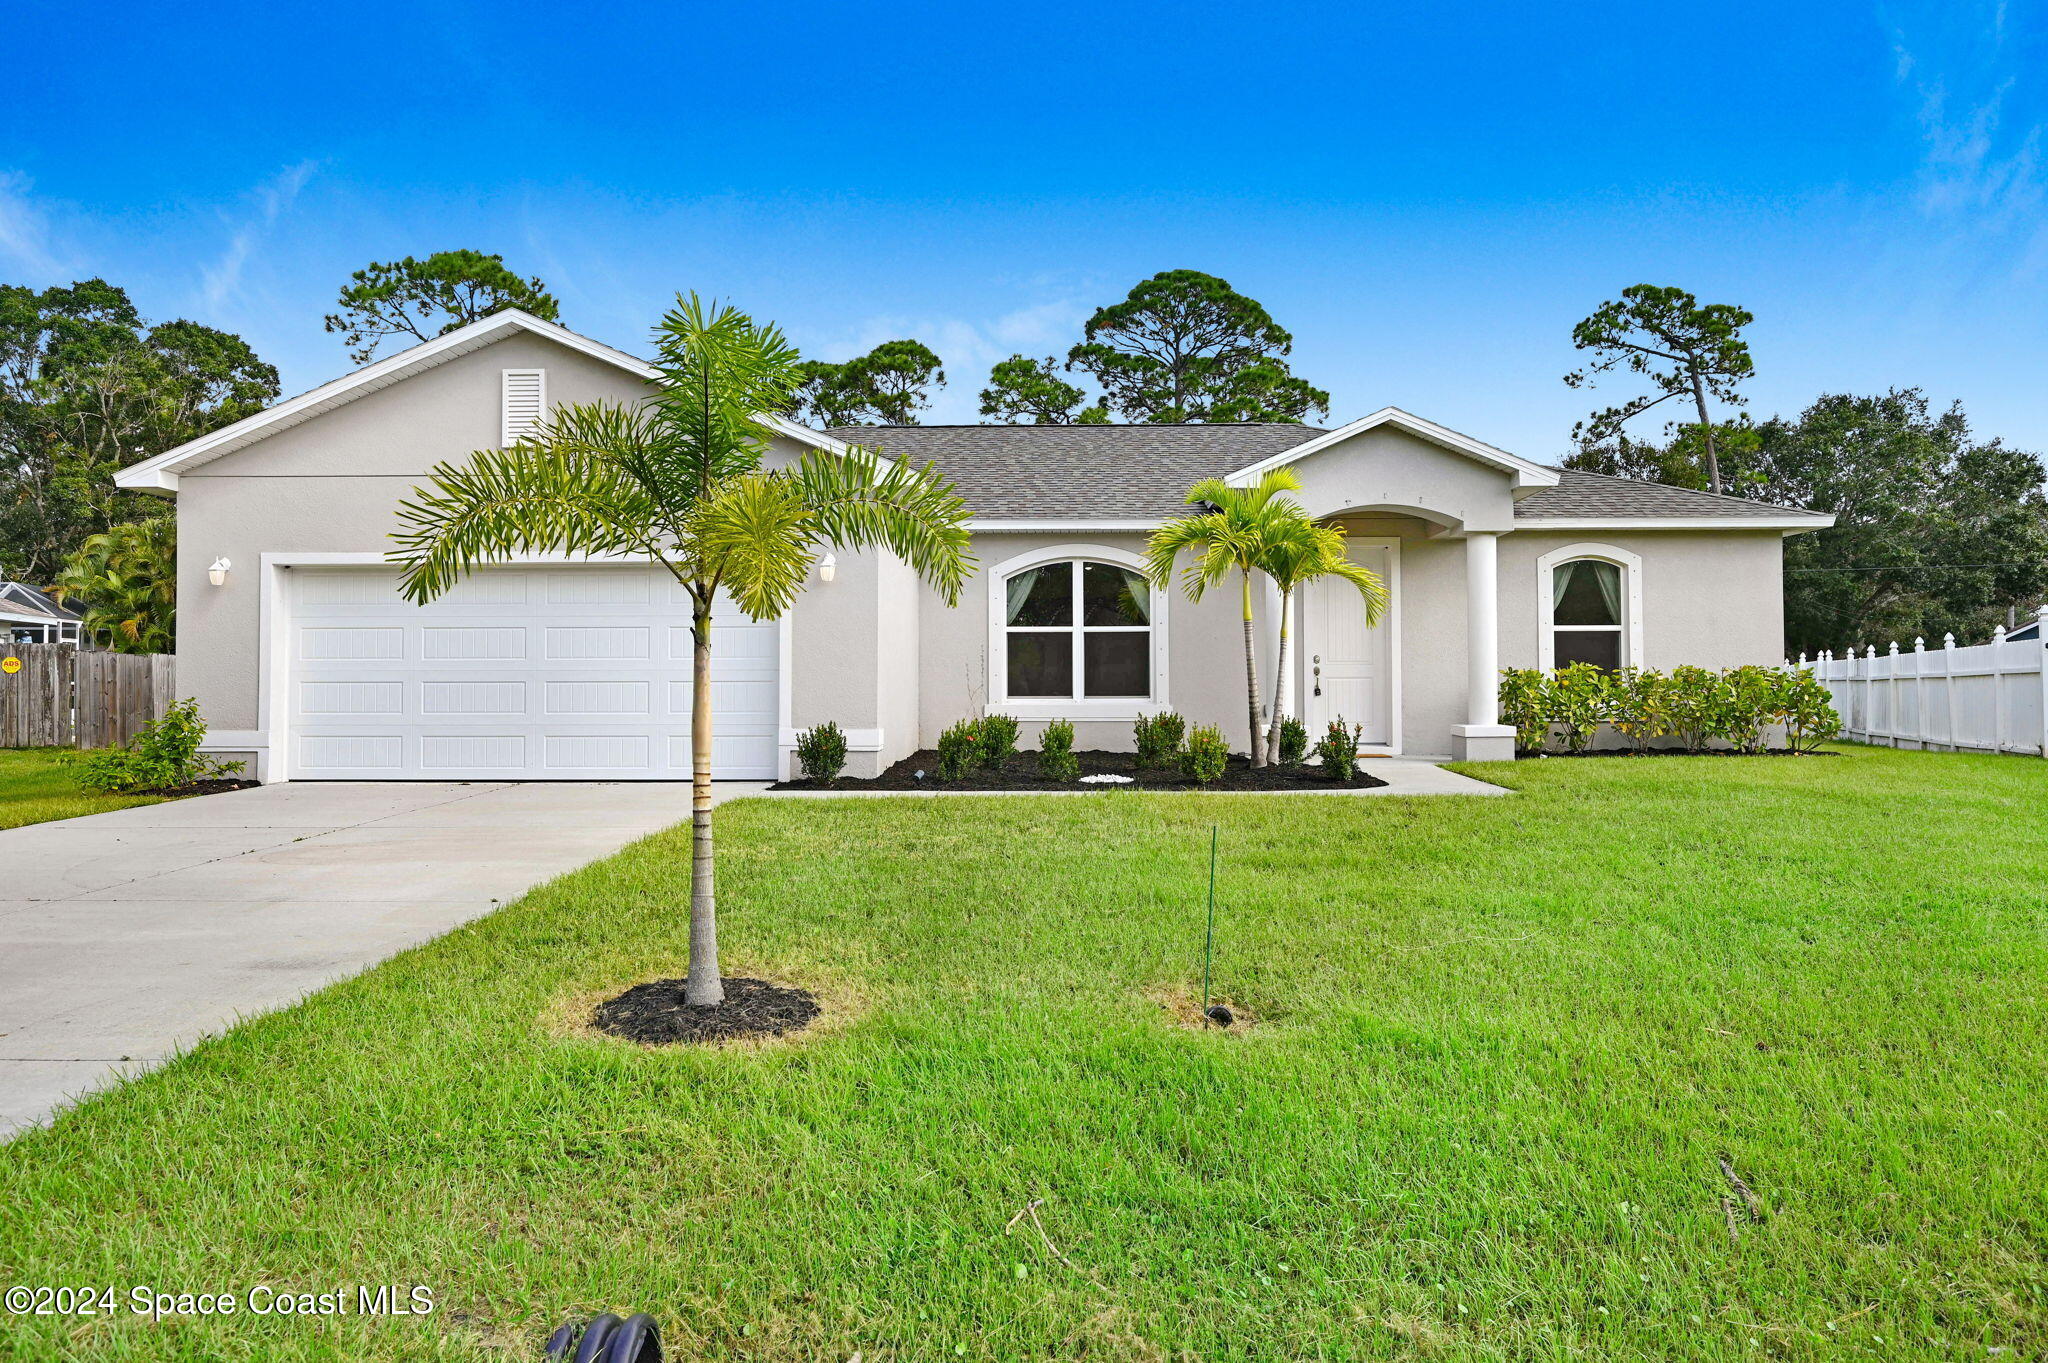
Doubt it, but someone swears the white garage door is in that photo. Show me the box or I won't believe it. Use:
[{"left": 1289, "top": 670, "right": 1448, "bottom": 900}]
[{"left": 286, "top": 565, "right": 778, "bottom": 780}]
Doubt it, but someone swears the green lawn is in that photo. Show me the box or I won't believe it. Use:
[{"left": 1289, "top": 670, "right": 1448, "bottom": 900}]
[
  {"left": 3, "top": 746, "right": 2045, "bottom": 1360},
  {"left": 0, "top": 746, "right": 162, "bottom": 830}
]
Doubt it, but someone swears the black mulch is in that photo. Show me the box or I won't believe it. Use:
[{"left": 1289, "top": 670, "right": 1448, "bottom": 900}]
[
  {"left": 140, "top": 777, "right": 261, "bottom": 798},
  {"left": 773, "top": 749, "right": 1388, "bottom": 792},
  {"left": 592, "top": 976, "right": 821, "bottom": 1046}
]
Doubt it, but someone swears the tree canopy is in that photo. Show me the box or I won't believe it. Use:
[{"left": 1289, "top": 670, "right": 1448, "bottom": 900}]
[
  {"left": 1, "top": 278, "right": 278, "bottom": 583},
  {"left": 323, "top": 250, "right": 560, "bottom": 365},
  {"left": 1564, "top": 283, "right": 1753, "bottom": 494},
  {"left": 1068, "top": 270, "right": 1328, "bottom": 424},
  {"left": 977, "top": 355, "right": 1107, "bottom": 424},
  {"left": 787, "top": 339, "right": 945, "bottom": 426}
]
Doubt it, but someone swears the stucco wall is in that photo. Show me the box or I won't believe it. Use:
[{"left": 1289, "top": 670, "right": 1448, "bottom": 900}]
[{"left": 1288, "top": 428, "right": 1518, "bottom": 532}]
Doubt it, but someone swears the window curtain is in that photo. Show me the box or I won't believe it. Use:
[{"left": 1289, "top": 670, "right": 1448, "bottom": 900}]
[
  {"left": 1554, "top": 560, "right": 1623, "bottom": 623},
  {"left": 1005, "top": 568, "right": 1042, "bottom": 624},
  {"left": 1117, "top": 568, "right": 1150, "bottom": 623}
]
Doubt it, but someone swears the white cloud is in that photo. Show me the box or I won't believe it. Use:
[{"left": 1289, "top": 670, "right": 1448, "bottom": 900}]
[
  {"left": 1890, "top": 10, "right": 2045, "bottom": 248},
  {"left": 200, "top": 160, "right": 318, "bottom": 309},
  {"left": 0, "top": 171, "right": 75, "bottom": 280}
]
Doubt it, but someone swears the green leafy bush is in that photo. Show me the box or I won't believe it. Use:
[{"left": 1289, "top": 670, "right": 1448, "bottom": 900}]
[
  {"left": 1662, "top": 665, "right": 1721, "bottom": 753},
  {"left": 1037, "top": 718, "right": 1079, "bottom": 782},
  {"left": 1498, "top": 668, "right": 1552, "bottom": 755},
  {"left": 1177, "top": 724, "right": 1228, "bottom": 784},
  {"left": 1720, "top": 665, "right": 1786, "bottom": 755},
  {"left": 1548, "top": 662, "right": 1610, "bottom": 754},
  {"left": 1133, "top": 711, "right": 1186, "bottom": 768},
  {"left": 1782, "top": 669, "right": 1843, "bottom": 753},
  {"left": 76, "top": 698, "right": 241, "bottom": 795},
  {"left": 794, "top": 722, "right": 847, "bottom": 784},
  {"left": 1313, "top": 719, "right": 1364, "bottom": 781},
  {"left": 1275, "top": 716, "right": 1308, "bottom": 767},
  {"left": 1605, "top": 668, "right": 1667, "bottom": 754},
  {"left": 936, "top": 720, "right": 981, "bottom": 782},
  {"left": 977, "top": 713, "right": 1020, "bottom": 769}
]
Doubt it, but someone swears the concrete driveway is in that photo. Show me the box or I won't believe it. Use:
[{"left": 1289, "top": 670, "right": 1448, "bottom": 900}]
[{"left": 0, "top": 780, "right": 761, "bottom": 1137}]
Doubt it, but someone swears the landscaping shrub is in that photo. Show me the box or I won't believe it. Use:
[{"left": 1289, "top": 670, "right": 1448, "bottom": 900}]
[
  {"left": 76, "top": 698, "right": 241, "bottom": 795},
  {"left": 1783, "top": 669, "right": 1844, "bottom": 753},
  {"left": 1498, "top": 668, "right": 1552, "bottom": 755},
  {"left": 977, "top": 713, "right": 1020, "bottom": 769},
  {"left": 1177, "top": 724, "right": 1228, "bottom": 784},
  {"left": 1548, "top": 662, "right": 1609, "bottom": 754},
  {"left": 1275, "top": 715, "right": 1308, "bottom": 767},
  {"left": 1133, "top": 711, "right": 1187, "bottom": 768},
  {"left": 794, "top": 722, "right": 848, "bottom": 784},
  {"left": 1661, "top": 665, "right": 1721, "bottom": 752},
  {"left": 1312, "top": 719, "right": 1364, "bottom": 781},
  {"left": 1037, "top": 718, "right": 1079, "bottom": 782},
  {"left": 936, "top": 720, "right": 981, "bottom": 781},
  {"left": 1605, "top": 668, "right": 1667, "bottom": 754},
  {"left": 1720, "top": 665, "right": 1785, "bottom": 755}
]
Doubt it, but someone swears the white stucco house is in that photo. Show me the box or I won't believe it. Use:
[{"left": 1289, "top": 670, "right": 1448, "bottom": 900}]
[{"left": 114, "top": 310, "right": 1832, "bottom": 781}]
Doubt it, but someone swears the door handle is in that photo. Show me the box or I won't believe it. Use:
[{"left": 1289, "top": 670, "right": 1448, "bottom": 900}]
[{"left": 1312, "top": 655, "right": 1321, "bottom": 697}]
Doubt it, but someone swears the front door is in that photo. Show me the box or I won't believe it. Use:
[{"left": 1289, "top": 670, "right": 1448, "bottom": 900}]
[{"left": 1303, "top": 541, "right": 1394, "bottom": 747}]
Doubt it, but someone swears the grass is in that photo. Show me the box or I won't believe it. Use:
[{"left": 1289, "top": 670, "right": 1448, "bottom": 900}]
[
  {"left": 2, "top": 745, "right": 2045, "bottom": 1360},
  {"left": 0, "top": 746, "right": 162, "bottom": 830}
]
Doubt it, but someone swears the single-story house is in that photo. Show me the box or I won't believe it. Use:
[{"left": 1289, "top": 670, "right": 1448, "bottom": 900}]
[
  {"left": 2, "top": 582, "right": 85, "bottom": 645},
  {"left": 115, "top": 310, "right": 1833, "bottom": 781}
]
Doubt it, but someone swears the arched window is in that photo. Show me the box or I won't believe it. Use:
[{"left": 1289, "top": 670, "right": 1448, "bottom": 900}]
[
  {"left": 989, "top": 547, "right": 1165, "bottom": 712},
  {"left": 1536, "top": 544, "right": 1642, "bottom": 671}
]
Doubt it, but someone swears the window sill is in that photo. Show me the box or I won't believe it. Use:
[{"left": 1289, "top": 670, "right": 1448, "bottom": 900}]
[{"left": 989, "top": 699, "right": 1170, "bottom": 722}]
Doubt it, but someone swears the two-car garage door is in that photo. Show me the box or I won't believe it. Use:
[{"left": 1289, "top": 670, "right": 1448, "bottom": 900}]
[{"left": 286, "top": 565, "right": 778, "bottom": 780}]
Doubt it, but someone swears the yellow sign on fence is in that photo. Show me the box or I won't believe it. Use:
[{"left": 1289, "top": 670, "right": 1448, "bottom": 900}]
[{"left": 1, "top": 656, "right": 20, "bottom": 675}]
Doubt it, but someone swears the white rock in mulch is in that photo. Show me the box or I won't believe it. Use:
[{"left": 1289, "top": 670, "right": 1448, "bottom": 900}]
[{"left": 1079, "top": 773, "right": 1135, "bottom": 784}]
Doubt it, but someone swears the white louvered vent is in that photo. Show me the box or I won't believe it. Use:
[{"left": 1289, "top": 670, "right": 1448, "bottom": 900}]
[{"left": 501, "top": 368, "right": 546, "bottom": 447}]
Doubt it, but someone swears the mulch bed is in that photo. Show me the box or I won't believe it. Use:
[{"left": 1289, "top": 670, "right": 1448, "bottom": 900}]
[
  {"left": 773, "top": 749, "right": 1388, "bottom": 792},
  {"left": 141, "top": 777, "right": 261, "bottom": 798},
  {"left": 592, "top": 976, "right": 822, "bottom": 1046}
]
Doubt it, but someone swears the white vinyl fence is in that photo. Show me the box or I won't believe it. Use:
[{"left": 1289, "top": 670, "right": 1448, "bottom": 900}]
[{"left": 1798, "top": 608, "right": 2048, "bottom": 756}]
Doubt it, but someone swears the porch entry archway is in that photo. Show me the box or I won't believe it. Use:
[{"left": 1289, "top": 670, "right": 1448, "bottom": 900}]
[{"left": 1300, "top": 537, "right": 1398, "bottom": 750}]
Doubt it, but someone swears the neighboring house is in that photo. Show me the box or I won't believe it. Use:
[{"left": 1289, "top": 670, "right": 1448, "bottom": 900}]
[
  {"left": 115, "top": 310, "right": 1832, "bottom": 782},
  {"left": 1, "top": 582, "right": 84, "bottom": 645}
]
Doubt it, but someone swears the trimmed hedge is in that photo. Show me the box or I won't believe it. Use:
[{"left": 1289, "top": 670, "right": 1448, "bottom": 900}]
[{"left": 1498, "top": 663, "right": 1842, "bottom": 756}]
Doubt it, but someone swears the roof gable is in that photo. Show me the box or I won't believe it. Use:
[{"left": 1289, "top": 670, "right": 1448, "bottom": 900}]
[
  {"left": 1223, "top": 407, "right": 1559, "bottom": 492},
  {"left": 115, "top": 310, "right": 852, "bottom": 493}
]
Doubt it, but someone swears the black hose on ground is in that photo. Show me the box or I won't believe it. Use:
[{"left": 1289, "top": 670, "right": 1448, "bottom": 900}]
[{"left": 543, "top": 1311, "right": 662, "bottom": 1362}]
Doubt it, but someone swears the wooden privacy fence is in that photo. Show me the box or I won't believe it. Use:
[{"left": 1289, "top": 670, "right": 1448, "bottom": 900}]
[
  {"left": 0, "top": 643, "right": 176, "bottom": 749},
  {"left": 1798, "top": 608, "right": 2048, "bottom": 757}
]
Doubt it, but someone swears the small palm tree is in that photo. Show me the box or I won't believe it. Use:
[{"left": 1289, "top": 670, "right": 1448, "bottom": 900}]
[
  {"left": 1256, "top": 517, "right": 1387, "bottom": 759},
  {"left": 53, "top": 518, "right": 178, "bottom": 654},
  {"left": 390, "top": 295, "right": 973, "bottom": 1006},
  {"left": 1143, "top": 469, "right": 1303, "bottom": 765}
]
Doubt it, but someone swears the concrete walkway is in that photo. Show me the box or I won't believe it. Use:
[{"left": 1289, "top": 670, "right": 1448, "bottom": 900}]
[{"left": 0, "top": 780, "right": 765, "bottom": 1137}]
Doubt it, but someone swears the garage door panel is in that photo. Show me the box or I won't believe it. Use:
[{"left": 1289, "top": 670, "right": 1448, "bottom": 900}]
[{"left": 289, "top": 567, "right": 779, "bottom": 780}]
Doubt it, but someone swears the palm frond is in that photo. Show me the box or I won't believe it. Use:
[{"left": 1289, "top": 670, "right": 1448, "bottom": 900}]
[
  {"left": 649, "top": 294, "right": 801, "bottom": 492},
  {"left": 781, "top": 449, "right": 975, "bottom": 606},
  {"left": 388, "top": 447, "right": 663, "bottom": 602},
  {"left": 688, "top": 473, "right": 816, "bottom": 620}
]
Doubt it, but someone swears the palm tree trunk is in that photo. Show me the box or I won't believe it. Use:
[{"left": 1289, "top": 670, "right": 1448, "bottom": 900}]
[
  {"left": 683, "top": 602, "right": 724, "bottom": 1007},
  {"left": 1267, "top": 586, "right": 1293, "bottom": 760},
  {"left": 1241, "top": 569, "right": 1267, "bottom": 766}
]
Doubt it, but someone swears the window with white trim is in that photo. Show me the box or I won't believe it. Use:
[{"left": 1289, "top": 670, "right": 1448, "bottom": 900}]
[
  {"left": 1548, "top": 557, "right": 1626, "bottom": 670},
  {"left": 1002, "top": 559, "right": 1153, "bottom": 699}
]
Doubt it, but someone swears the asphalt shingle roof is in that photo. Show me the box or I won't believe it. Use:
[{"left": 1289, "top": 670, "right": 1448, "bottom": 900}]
[{"left": 825, "top": 424, "right": 1826, "bottom": 523}]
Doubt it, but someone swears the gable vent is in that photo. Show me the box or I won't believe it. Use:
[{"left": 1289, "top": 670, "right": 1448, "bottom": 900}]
[{"left": 501, "top": 368, "right": 546, "bottom": 447}]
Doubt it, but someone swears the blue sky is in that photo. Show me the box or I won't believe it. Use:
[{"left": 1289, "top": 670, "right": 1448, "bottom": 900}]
[{"left": 3, "top": 0, "right": 2043, "bottom": 461}]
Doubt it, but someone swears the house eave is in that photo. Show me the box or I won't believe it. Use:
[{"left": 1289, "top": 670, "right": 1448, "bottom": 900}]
[
  {"left": 1224, "top": 407, "right": 1561, "bottom": 491},
  {"left": 1512, "top": 515, "right": 1836, "bottom": 533}
]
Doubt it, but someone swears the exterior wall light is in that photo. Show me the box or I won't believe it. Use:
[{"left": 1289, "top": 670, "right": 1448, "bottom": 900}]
[
  {"left": 817, "top": 553, "right": 836, "bottom": 584},
  {"left": 208, "top": 557, "right": 232, "bottom": 587}
]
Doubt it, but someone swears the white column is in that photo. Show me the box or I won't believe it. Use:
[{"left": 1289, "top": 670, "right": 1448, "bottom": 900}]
[
  {"left": 1465, "top": 531, "right": 1499, "bottom": 725},
  {"left": 1450, "top": 530, "right": 1514, "bottom": 760}
]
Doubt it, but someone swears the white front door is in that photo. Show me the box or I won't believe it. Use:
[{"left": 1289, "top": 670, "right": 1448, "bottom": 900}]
[
  {"left": 284, "top": 565, "right": 779, "bottom": 780},
  {"left": 1303, "top": 540, "right": 1395, "bottom": 747}
]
